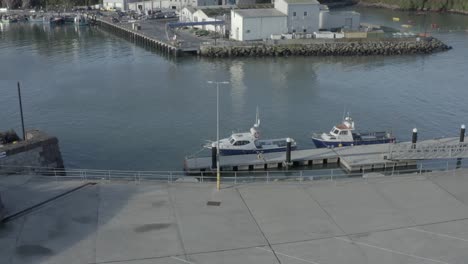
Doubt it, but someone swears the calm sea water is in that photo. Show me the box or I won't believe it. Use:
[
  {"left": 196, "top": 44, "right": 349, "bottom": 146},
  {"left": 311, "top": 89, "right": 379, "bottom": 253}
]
[{"left": 1, "top": 8, "right": 468, "bottom": 170}]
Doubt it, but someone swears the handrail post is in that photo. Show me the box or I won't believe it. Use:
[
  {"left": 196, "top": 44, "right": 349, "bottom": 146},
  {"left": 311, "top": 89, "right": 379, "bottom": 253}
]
[
  {"left": 234, "top": 172, "right": 237, "bottom": 185},
  {"left": 300, "top": 170, "right": 303, "bottom": 183},
  {"left": 267, "top": 171, "right": 269, "bottom": 183},
  {"left": 419, "top": 163, "right": 422, "bottom": 174},
  {"left": 108, "top": 170, "right": 111, "bottom": 182},
  {"left": 55, "top": 169, "right": 57, "bottom": 182},
  {"left": 169, "top": 172, "right": 173, "bottom": 183},
  {"left": 330, "top": 169, "right": 333, "bottom": 181},
  {"left": 201, "top": 172, "right": 204, "bottom": 183}
]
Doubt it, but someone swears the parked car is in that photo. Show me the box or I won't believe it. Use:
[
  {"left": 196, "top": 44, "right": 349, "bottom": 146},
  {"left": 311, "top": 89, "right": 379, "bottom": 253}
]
[
  {"left": 155, "top": 12, "right": 165, "bottom": 19},
  {"left": 164, "top": 12, "right": 176, "bottom": 18}
]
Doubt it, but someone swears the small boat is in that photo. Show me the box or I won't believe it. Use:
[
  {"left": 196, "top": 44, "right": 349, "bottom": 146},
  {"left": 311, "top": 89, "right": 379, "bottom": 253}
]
[
  {"left": 28, "top": 15, "right": 44, "bottom": 23},
  {"left": 64, "top": 16, "right": 75, "bottom": 23},
  {"left": 74, "top": 15, "right": 88, "bottom": 26},
  {"left": 205, "top": 110, "right": 297, "bottom": 155},
  {"left": 311, "top": 114, "right": 396, "bottom": 148},
  {"left": 1, "top": 16, "right": 18, "bottom": 23},
  {"left": 49, "top": 16, "right": 65, "bottom": 25}
]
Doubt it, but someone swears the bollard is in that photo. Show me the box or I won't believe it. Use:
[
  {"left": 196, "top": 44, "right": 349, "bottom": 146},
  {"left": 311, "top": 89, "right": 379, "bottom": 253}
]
[
  {"left": 211, "top": 142, "right": 217, "bottom": 169},
  {"left": 412, "top": 128, "right": 418, "bottom": 149},
  {"left": 457, "top": 124, "right": 465, "bottom": 169},
  {"left": 460, "top": 124, "right": 466, "bottom": 143},
  {"left": 286, "top": 138, "right": 292, "bottom": 164}
]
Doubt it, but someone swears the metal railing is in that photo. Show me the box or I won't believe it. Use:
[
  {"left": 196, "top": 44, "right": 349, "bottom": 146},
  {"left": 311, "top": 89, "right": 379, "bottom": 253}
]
[
  {"left": 1, "top": 159, "right": 467, "bottom": 184},
  {"left": 389, "top": 141, "right": 468, "bottom": 160}
]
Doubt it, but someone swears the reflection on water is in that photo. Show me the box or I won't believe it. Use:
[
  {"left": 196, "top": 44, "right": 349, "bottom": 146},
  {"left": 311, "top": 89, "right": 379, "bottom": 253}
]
[
  {"left": 229, "top": 61, "right": 247, "bottom": 115},
  {"left": 1, "top": 8, "right": 468, "bottom": 170}
]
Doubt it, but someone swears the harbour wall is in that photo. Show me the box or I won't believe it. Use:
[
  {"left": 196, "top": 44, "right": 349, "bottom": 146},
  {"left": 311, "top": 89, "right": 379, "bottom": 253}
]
[
  {"left": 0, "top": 130, "right": 64, "bottom": 175},
  {"left": 199, "top": 37, "right": 451, "bottom": 57}
]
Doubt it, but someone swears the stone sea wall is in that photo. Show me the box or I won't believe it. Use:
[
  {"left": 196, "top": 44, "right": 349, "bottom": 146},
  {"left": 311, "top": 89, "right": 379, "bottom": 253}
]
[
  {"left": 200, "top": 37, "right": 451, "bottom": 57},
  {"left": 0, "top": 130, "right": 64, "bottom": 175}
]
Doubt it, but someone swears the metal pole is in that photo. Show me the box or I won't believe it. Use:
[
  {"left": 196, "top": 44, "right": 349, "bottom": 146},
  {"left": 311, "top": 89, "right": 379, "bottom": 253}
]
[
  {"left": 17, "top": 82, "right": 26, "bottom": 141},
  {"left": 216, "top": 82, "right": 220, "bottom": 191},
  {"left": 208, "top": 81, "right": 229, "bottom": 191}
]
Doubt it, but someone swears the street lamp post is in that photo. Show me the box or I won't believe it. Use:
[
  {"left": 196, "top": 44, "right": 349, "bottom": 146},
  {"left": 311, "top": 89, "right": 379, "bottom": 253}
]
[{"left": 207, "top": 81, "right": 229, "bottom": 191}]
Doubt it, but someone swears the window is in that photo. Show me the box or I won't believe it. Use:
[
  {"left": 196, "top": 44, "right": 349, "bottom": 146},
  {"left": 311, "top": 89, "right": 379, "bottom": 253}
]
[
  {"left": 293, "top": 12, "right": 296, "bottom": 16},
  {"left": 304, "top": 11, "right": 307, "bottom": 16},
  {"left": 292, "top": 29, "right": 296, "bottom": 33},
  {"left": 234, "top": 141, "right": 250, "bottom": 146},
  {"left": 303, "top": 29, "right": 307, "bottom": 33},
  {"left": 333, "top": 129, "right": 339, "bottom": 134},
  {"left": 340, "top": 131, "right": 348, "bottom": 135},
  {"left": 246, "top": 29, "right": 250, "bottom": 33}
]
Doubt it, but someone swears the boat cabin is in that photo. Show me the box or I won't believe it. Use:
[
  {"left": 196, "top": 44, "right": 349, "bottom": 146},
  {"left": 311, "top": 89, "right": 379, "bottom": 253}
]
[
  {"left": 227, "top": 133, "right": 254, "bottom": 147},
  {"left": 326, "top": 116, "right": 355, "bottom": 140}
]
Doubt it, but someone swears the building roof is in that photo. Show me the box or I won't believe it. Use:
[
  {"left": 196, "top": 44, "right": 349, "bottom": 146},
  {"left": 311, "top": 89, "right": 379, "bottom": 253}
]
[
  {"left": 233, "top": 8, "right": 286, "bottom": 18},
  {"left": 282, "top": 0, "right": 319, "bottom": 4}
]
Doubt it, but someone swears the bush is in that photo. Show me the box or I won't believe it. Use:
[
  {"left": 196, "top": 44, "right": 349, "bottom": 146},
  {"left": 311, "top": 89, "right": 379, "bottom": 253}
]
[{"left": 0, "top": 129, "right": 20, "bottom": 144}]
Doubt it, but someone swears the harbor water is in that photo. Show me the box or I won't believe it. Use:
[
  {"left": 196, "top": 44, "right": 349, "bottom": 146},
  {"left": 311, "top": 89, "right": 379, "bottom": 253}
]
[{"left": 1, "top": 8, "right": 468, "bottom": 170}]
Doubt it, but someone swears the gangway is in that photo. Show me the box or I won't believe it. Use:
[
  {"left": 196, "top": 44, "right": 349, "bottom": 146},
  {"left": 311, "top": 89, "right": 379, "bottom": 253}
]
[{"left": 389, "top": 137, "right": 468, "bottom": 160}]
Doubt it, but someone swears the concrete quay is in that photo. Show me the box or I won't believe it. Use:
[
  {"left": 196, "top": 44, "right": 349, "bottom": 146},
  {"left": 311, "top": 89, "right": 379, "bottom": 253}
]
[{"left": 2, "top": 169, "right": 468, "bottom": 263}]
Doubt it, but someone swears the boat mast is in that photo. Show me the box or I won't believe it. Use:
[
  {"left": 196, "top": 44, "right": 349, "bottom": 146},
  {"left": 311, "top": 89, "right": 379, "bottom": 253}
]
[{"left": 255, "top": 106, "right": 260, "bottom": 127}]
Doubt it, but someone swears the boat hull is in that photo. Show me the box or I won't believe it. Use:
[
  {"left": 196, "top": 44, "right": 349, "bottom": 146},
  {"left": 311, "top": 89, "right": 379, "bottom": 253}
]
[
  {"left": 219, "top": 146, "right": 296, "bottom": 156},
  {"left": 311, "top": 137, "right": 395, "bottom": 148}
]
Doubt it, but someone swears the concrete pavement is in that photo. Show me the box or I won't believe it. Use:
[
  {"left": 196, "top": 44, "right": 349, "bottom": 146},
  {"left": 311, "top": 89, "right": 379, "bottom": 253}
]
[{"left": 2, "top": 169, "right": 468, "bottom": 263}]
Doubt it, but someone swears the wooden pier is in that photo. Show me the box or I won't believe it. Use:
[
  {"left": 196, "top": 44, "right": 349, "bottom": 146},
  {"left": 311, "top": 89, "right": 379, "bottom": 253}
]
[{"left": 91, "top": 16, "right": 182, "bottom": 56}]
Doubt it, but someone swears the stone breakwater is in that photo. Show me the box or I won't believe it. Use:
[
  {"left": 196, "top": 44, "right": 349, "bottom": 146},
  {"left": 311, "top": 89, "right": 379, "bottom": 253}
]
[
  {"left": 200, "top": 38, "right": 451, "bottom": 57},
  {"left": 0, "top": 130, "right": 64, "bottom": 175}
]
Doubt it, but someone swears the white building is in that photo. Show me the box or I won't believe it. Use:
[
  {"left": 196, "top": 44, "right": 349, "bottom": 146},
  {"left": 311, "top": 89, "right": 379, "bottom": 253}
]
[
  {"left": 128, "top": 0, "right": 217, "bottom": 12},
  {"left": 128, "top": 0, "right": 188, "bottom": 11},
  {"left": 104, "top": 0, "right": 139, "bottom": 10},
  {"left": 274, "top": 0, "right": 321, "bottom": 34},
  {"left": 319, "top": 6, "right": 360, "bottom": 31},
  {"left": 230, "top": 9, "right": 287, "bottom": 41}
]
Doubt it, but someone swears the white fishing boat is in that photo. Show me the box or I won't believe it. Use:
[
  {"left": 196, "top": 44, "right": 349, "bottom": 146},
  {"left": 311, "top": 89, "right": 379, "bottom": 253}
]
[
  {"left": 28, "top": 15, "right": 44, "bottom": 23},
  {"left": 74, "top": 15, "right": 88, "bottom": 26},
  {"left": 1, "top": 15, "right": 17, "bottom": 24},
  {"left": 311, "top": 114, "right": 396, "bottom": 148},
  {"left": 205, "top": 109, "right": 297, "bottom": 155}
]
